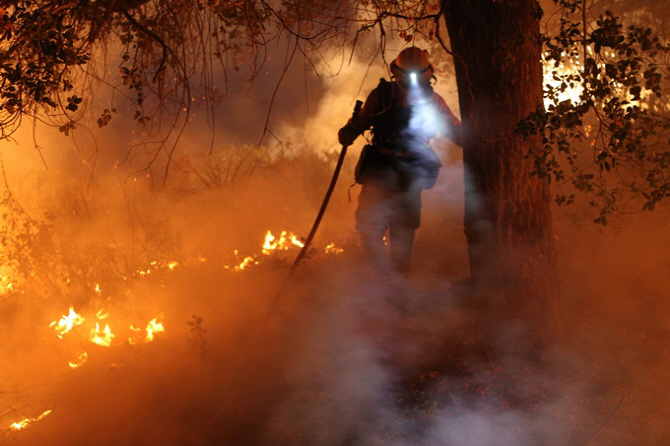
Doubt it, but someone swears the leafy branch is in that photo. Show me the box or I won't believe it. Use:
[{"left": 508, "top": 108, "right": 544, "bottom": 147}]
[{"left": 518, "top": 3, "right": 670, "bottom": 224}]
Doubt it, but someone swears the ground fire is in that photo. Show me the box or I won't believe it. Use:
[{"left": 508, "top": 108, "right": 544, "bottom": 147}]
[{"left": 2, "top": 226, "right": 345, "bottom": 437}]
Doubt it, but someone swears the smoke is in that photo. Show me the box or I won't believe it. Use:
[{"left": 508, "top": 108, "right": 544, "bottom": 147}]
[{"left": 0, "top": 40, "right": 669, "bottom": 446}]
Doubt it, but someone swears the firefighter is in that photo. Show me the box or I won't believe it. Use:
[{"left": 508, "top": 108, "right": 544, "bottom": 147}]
[{"left": 338, "top": 46, "right": 462, "bottom": 275}]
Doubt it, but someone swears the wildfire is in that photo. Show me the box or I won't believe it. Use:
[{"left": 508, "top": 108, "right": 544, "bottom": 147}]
[
  {"left": 50, "top": 304, "right": 165, "bottom": 351},
  {"left": 543, "top": 60, "right": 583, "bottom": 109},
  {"left": 224, "top": 229, "right": 344, "bottom": 271},
  {"left": 50, "top": 307, "right": 84, "bottom": 338},
  {"left": 261, "top": 230, "right": 305, "bottom": 254},
  {"left": 43, "top": 228, "right": 341, "bottom": 366},
  {"left": 8, "top": 410, "right": 52, "bottom": 431},
  {"left": 0, "top": 274, "right": 13, "bottom": 295},
  {"left": 90, "top": 323, "right": 115, "bottom": 347},
  {"left": 542, "top": 48, "right": 652, "bottom": 111},
  {"left": 145, "top": 318, "right": 165, "bottom": 342},
  {"left": 231, "top": 255, "right": 259, "bottom": 271},
  {"left": 68, "top": 352, "right": 89, "bottom": 369},
  {"left": 324, "top": 243, "right": 344, "bottom": 254}
]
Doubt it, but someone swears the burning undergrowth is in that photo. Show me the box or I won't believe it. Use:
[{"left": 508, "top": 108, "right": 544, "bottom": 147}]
[
  {"left": 0, "top": 145, "right": 358, "bottom": 444},
  {"left": 0, "top": 141, "right": 536, "bottom": 446},
  {"left": 0, "top": 138, "right": 666, "bottom": 445}
]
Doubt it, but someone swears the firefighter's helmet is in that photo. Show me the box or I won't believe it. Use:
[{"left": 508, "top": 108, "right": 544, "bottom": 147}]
[{"left": 390, "top": 47, "right": 434, "bottom": 86}]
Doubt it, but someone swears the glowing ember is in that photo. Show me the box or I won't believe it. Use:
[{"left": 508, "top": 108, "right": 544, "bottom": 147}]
[
  {"left": 233, "top": 255, "right": 259, "bottom": 271},
  {"left": 50, "top": 307, "right": 84, "bottom": 338},
  {"left": 324, "top": 243, "right": 344, "bottom": 254},
  {"left": 68, "top": 352, "right": 89, "bottom": 369},
  {"left": 145, "top": 318, "right": 165, "bottom": 342},
  {"left": 127, "top": 325, "right": 142, "bottom": 345},
  {"left": 9, "top": 410, "right": 52, "bottom": 431},
  {"left": 90, "top": 323, "right": 115, "bottom": 346},
  {"left": 0, "top": 274, "right": 14, "bottom": 294},
  {"left": 167, "top": 261, "right": 179, "bottom": 270}
]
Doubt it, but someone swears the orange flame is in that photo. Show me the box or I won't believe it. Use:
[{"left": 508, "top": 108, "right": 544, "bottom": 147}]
[
  {"left": 145, "top": 319, "right": 165, "bottom": 342},
  {"left": 232, "top": 255, "right": 259, "bottom": 271},
  {"left": 9, "top": 410, "right": 52, "bottom": 431},
  {"left": 324, "top": 243, "right": 344, "bottom": 254},
  {"left": 262, "top": 230, "right": 304, "bottom": 254},
  {"left": 50, "top": 307, "right": 84, "bottom": 338},
  {"left": 68, "top": 352, "right": 89, "bottom": 369},
  {"left": 90, "top": 323, "right": 115, "bottom": 346},
  {"left": 0, "top": 274, "right": 13, "bottom": 294}
]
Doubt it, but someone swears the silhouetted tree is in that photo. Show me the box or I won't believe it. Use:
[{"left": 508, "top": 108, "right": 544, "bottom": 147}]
[{"left": 443, "top": 0, "right": 554, "bottom": 321}]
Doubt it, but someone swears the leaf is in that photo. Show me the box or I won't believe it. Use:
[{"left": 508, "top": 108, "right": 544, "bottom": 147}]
[{"left": 629, "top": 86, "right": 641, "bottom": 100}]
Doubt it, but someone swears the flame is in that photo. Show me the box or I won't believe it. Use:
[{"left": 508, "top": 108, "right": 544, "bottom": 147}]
[
  {"left": 137, "top": 267, "right": 152, "bottom": 276},
  {"left": 9, "top": 410, "right": 52, "bottom": 431},
  {"left": 262, "top": 231, "right": 279, "bottom": 254},
  {"left": 127, "top": 320, "right": 165, "bottom": 344},
  {"left": 542, "top": 49, "right": 649, "bottom": 111},
  {"left": 290, "top": 234, "right": 305, "bottom": 248},
  {"left": 262, "top": 230, "right": 304, "bottom": 254},
  {"left": 232, "top": 256, "right": 259, "bottom": 271},
  {"left": 145, "top": 318, "right": 165, "bottom": 342},
  {"left": 127, "top": 324, "right": 142, "bottom": 345},
  {"left": 543, "top": 60, "right": 583, "bottom": 109},
  {"left": 90, "top": 323, "right": 115, "bottom": 346},
  {"left": 0, "top": 274, "right": 13, "bottom": 295},
  {"left": 50, "top": 307, "right": 84, "bottom": 338},
  {"left": 224, "top": 230, "right": 343, "bottom": 271},
  {"left": 68, "top": 352, "right": 89, "bottom": 369}
]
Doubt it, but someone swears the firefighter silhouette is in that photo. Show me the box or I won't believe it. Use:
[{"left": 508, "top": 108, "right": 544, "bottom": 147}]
[{"left": 338, "top": 47, "right": 462, "bottom": 275}]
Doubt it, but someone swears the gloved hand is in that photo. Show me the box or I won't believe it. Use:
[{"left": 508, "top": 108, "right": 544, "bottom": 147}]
[{"left": 338, "top": 126, "right": 359, "bottom": 146}]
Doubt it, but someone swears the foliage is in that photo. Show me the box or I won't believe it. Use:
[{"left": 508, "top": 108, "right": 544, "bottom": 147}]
[
  {"left": 0, "top": 0, "right": 353, "bottom": 141},
  {"left": 0, "top": 0, "right": 450, "bottom": 161},
  {"left": 518, "top": 2, "right": 670, "bottom": 224},
  {"left": 0, "top": 186, "right": 182, "bottom": 309},
  {"left": 4, "top": 0, "right": 670, "bottom": 226},
  {"left": 0, "top": 190, "right": 61, "bottom": 295},
  {"left": 187, "top": 314, "right": 208, "bottom": 360}
]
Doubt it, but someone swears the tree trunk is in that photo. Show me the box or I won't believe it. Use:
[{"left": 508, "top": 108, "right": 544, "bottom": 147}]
[{"left": 443, "top": 0, "right": 554, "bottom": 319}]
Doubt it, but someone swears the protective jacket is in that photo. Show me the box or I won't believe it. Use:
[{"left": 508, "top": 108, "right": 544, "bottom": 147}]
[{"left": 341, "top": 78, "right": 461, "bottom": 191}]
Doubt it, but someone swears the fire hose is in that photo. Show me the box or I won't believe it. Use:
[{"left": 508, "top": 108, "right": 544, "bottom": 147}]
[{"left": 267, "top": 100, "right": 363, "bottom": 313}]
